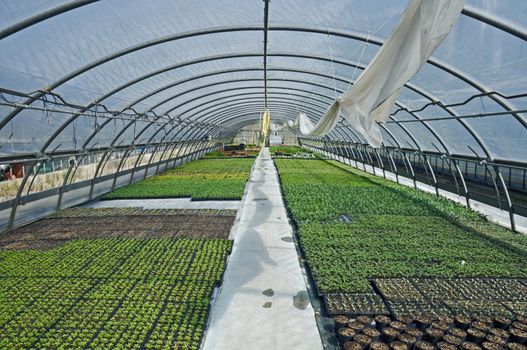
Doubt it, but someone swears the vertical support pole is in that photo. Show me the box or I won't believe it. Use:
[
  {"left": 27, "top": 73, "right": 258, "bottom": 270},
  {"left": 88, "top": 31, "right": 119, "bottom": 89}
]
[
  {"left": 373, "top": 148, "right": 386, "bottom": 179},
  {"left": 8, "top": 160, "right": 37, "bottom": 229},
  {"left": 494, "top": 165, "right": 516, "bottom": 232},
  {"left": 484, "top": 164, "right": 502, "bottom": 210},
  {"left": 365, "top": 147, "right": 376, "bottom": 176},
  {"left": 423, "top": 155, "right": 439, "bottom": 195},
  {"left": 57, "top": 155, "right": 80, "bottom": 210},
  {"left": 387, "top": 149, "right": 399, "bottom": 184},
  {"left": 403, "top": 153, "right": 417, "bottom": 189},
  {"left": 452, "top": 159, "right": 470, "bottom": 208}
]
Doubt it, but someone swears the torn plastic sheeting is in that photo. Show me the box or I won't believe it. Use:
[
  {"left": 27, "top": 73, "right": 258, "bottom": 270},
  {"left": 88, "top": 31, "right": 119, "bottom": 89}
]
[{"left": 293, "top": 0, "right": 464, "bottom": 147}]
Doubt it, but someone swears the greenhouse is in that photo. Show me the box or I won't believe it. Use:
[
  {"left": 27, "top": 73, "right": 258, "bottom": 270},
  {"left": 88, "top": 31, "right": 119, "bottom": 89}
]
[{"left": 0, "top": 0, "right": 526, "bottom": 349}]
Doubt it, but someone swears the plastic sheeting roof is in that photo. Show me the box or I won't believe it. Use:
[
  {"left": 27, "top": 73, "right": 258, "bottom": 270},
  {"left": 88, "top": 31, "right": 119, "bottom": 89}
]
[{"left": 0, "top": 0, "right": 526, "bottom": 162}]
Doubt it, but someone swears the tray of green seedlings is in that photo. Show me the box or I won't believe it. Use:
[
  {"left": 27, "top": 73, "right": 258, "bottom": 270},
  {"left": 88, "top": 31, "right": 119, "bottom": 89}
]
[
  {"left": 411, "top": 277, "right": 527, "bottom": 303},
  {"left": 51, "top": 207, "right": 238, "bottom": 218},
  {"left": 102, "top": 158, "right": 254, "bottom": 200},
  {"left": 270, "top": 145, "right": 318, "bottom": 159},
  {"left": 0, "top": 237, "right": 233, "bottom": 350},
  {"left": 324, "top": 293, "right": 389, "bottom": 316},
  {"left": 274, "top": 158, "right": 527, "bottom": 320},
  {"left": 372, "top": 278, "right": 449, "bottom": 319}
]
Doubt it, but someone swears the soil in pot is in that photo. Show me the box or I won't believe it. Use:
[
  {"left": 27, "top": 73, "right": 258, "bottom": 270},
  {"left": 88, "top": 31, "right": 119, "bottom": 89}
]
[
  {"left": 357, "top": 315, "right": 373, "bottom": 326},
  {"left": 462, "top": 341, "right": 483, "bottom": 350},
  {"left": 397, "top": 333, "right": 416, "bottom": 347},
  {"left": 432, "top": 320, "right": 450, "bottom": 332},
  {"left": 389, "top": 340, "right": 408, "bottom": 350},
  {"left": 349, "top": 320, "right": 367, "bottom": 332},
  {"left": 456, "top": 315, "right": 472, "bottom": 330},
  {"left": 415, "top": 315, "right": 432, "bottom": 330},
  {"left": 390, "top": 321, "right": 407, "bottom": 333},
  {"left": 443, "top": 334, "right": 462, "bottom": 346},
  {"left": 381, "top": 328, "right": 399, "bottom": 343},
  {"left": 335, "top": 315, "right": 352, "bottom": 329},
  {"left": 472, "top": 321, "right": 491, "bottom": 333},
  {"left": 485, "top": 333, "right": 506, "bottom": 346},
  {"left": 405, "top": 327, "right": 423, "bottom": 341},
  {"left": 508, "top": 342, "right": 527, "bottom": 350},
  {"left": 338, "top": 327, "right": 357, "bottom": 343},
  {"left": 397, "top": 315, "right": 414, "bottom": 327},
  {"left": 513, "top": 322, "right": 527, "bottom": 332},
  {"left": 448, "top": 327, "right": 467, "bottom": 340},
  {"left": 481, "top": 341, "right": 504, "bottom": 350},
  {"left": 353, "top": 333, "right": 372, "bottom": 349},
  {"left": 437, "top": 315, "right": 454, "bottom": 326},
  {"left": 437, "top": 341, "right": 457, "bottom": 350},
  {"left": 363, "top": 327, "right": 381, "bottom": 341},
  {"left": 494, "top": 316, "right": 511, "bottom": 329},
  {"left": 424, "top": 327, "right": 444, "bottom": 344},
  {"left": 369, "top": 341, "right": 389, "bottom": 350},
  {"left": 477, "top": 316, "right": 493, "bottom": 326},
  {"left": 489, "top": 327, "right": 509, "bottom": 340},
  {"left": 375, "top": 315, "right": 392, "bottom": 330},
  {"left": 510, "top": 328, "right": 527, "bottom": 344},
  {"left": 414, "top": 340, "right": 435, "bottom": 350},
  {"left": 467, "top": 328, "right": 486, "bottom": 344},
  {"left": 344, "top": 341, "right": 364, "bottom": 350}
]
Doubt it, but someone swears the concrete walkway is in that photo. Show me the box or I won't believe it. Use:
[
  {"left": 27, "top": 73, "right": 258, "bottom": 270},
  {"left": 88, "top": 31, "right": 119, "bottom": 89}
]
[{"left": 202, "top": 148, "right": 322, "bottom": 350}]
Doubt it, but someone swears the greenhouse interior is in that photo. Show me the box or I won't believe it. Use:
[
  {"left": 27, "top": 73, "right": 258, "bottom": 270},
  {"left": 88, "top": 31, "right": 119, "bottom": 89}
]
[{"left": 1, "top": 0, "right": 527, "bottom": 349}]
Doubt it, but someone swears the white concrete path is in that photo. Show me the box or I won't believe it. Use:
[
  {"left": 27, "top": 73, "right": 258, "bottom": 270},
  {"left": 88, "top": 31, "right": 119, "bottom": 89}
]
[{"left": 202, "top": 148, "right": 322, "bottom": 350}]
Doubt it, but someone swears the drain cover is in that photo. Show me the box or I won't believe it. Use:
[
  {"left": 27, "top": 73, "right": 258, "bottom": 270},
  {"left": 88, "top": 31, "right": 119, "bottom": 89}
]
[{"left": 338, "top": 214, "right": 353, "bottom": 223}]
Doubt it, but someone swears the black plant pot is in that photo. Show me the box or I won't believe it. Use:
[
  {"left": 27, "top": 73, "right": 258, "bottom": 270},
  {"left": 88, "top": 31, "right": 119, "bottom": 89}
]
[
  {"left": 381, "top": 327, "right": 399, "bottom": 343},
  {"left": 414, "top": 340, "right": 435, "bottom": 350},
  {"left": 455, "top": 315, "right": 472, "bottom": 330},
  {"left": 415, "top": 315, "right": 432, "bottom": 330},
  {"left": 466, "top": 328, "right": 486, "bottom": 344},
  {"left": 424, "top": 327, "right": 444, "bottom": 344},
  {"left": 368, "top": 341, "right": 388, "bottom": 350},
  {"left": 374, "top": 315, "right": 391, "bottom": 331},
  {"left": 436, "top": 341, "right": 457, "bottom": 350},
  {"left": 510, "top": 328, "right": 527, "bottom": 345}
]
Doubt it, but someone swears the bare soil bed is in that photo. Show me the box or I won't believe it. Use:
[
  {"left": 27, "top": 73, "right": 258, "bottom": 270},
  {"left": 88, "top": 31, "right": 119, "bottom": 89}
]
[{"left": 0, "top": 208, "right": 236, "bottom": 250}]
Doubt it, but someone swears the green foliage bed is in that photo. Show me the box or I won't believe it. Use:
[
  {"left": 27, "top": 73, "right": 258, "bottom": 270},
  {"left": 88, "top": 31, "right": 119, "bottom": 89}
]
[
  {"left": 103, "top": 158, "right": 254, "bottom": 200},
  {"left": 0, "top": 238, "right": 232, "bottom": 349},
  {"left": 275, "top": 159, "right": 527, "bottom": 294},
  {"left": 269, "top": 145, "right": 318, "bottom": 158},
  {"left": 269, "top": 145, "right": 305, "bottom": 154}
]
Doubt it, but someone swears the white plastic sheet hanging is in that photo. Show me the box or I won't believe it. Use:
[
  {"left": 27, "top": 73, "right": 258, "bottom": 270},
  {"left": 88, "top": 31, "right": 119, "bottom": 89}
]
[{"left": 294, "top": 0, "right": 464, "bottom": 147}]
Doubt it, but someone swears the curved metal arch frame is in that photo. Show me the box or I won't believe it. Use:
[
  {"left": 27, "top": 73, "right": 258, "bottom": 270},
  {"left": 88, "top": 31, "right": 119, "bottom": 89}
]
[
  {"left": 147, "top": 77, "right": 339, "bottom": 113},
  {"left": 38, "top": 51, "right": 441, "bottom": 155},
  {"left": 190, "top": 105, "right": 320, "bottom": 134},
  {"left": 191, "top": 102, "right": 326, "bottom": 124},
  {"left": 2, "top": 6, "right": 525, "bottom": 231},
  {"left": 2, "top": 41, "right": 519, "bottom": 225},
  {"left": 3, "top": 1, "right": 524, "bottom": 53},
  {"left": 22, "top": 50, "right": 489, "bottom": 175},
  {"left": 181, "top": 95, "right": 329, "bottom": 121},
  {"left": 98, "top": 88, "right": 326, "bottom": 173},
  {"left": 135, "top": 52, "right": 489, "bottom": 158},
  {"left": 0, "top": 27, "right": 517, "bottom": 163},
  {"left": 176, "top": 81, "right": 447, "bottom": 158},
  {"left": 166, "top": 88, "right": 441, "bottom": 155}
]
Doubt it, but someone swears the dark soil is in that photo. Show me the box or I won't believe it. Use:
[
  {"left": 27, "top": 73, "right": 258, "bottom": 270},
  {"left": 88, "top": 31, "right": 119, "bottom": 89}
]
[{"left": 1, "top": 208, "right": 236, "bottom": 250}]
